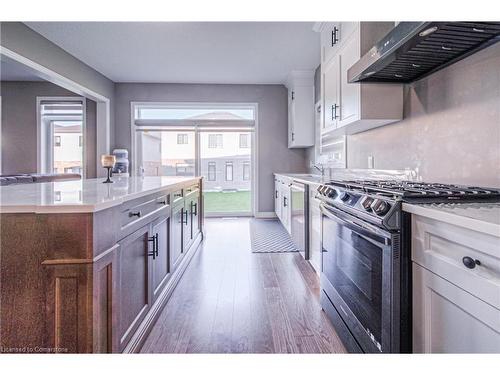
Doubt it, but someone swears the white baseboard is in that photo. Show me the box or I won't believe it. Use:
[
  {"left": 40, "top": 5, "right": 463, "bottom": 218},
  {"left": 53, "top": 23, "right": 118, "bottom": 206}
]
[{"left": 254, "top": 211, "right": 277, "bottom": 219}]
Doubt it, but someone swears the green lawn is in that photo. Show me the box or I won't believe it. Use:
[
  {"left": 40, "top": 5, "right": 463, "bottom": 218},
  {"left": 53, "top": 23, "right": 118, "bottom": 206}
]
[{"left": 203, "top": 191, "right": 251, "bottom": 213}]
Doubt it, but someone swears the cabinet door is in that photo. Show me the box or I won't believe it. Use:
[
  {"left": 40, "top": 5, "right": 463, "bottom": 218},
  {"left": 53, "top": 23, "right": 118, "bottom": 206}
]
[
  {"left": 309, "top": 194, "right": 322, "bottom": 274},
  {"left": 322, "top": 54, "right": 340, "bottom": 130},
  {"left": 190, "top": 193, "right": 201, "bottom": 239},
  {"left": 321, "top": 22, "right": 341, "bottom": 64},
  {"left": 288, "top": 88, "right": 295, "bottom": 144},
  {"left": 337, "top": 30, "right": 361, "bottom": 128},
  {"left": 151, "top": 216, "right": 170, "bottom": 303},
  {"left": 183, "top": 204, "right": 192, "bottom": 252},
  {"left": 116, "top": 225, "right": 152, "bottom": 351},
  {"left": 170, "top": 204, "right": 184, "bottom": 270},
  {"left": 289, "top": 85, "right": 315, "bottom": 147},
  {"left": 413, "top": 263, "right": 500, "bottom": 353},
  {"left": 281, "top": 184, "right": 291, "bottom": 233},
  {"left": 274, "top": 179, "right": 282, "bottom": 220}
]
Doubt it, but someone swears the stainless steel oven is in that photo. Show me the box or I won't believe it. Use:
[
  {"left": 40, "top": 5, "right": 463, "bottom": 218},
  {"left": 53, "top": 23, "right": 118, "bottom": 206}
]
[
  {"left": 317, "top": 177, "right": 500, "bottom": 353},
  {"left": 320, "top": 202, "right": 405, "bottom": 353}
]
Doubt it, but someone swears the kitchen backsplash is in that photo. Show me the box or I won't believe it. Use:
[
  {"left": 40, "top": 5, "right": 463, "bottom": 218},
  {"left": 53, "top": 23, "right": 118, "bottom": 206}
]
[{"left": 308, "top": 42, "right": 500, "bottom": 188}]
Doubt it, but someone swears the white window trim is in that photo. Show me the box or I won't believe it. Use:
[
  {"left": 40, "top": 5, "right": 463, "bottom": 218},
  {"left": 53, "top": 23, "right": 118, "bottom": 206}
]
[
  {"left": 130, "top": 102, "right": 259, "bottom": 217},
  {"left": 37, "top": 96, "right": 86, "bottom": 178}
]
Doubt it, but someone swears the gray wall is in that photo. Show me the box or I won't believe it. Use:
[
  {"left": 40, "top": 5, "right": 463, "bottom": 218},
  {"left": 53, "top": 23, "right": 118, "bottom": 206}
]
[
  {"left": 307, "top": 42, "right": 500, "bottom": 187},
  {"left": 0, "top": 22, "right": 115, "bottom": 146},
  {"left": 0, "top": 81, "right": 97, "bottom": 177},
  {"left": 113, "top": 83, "right": 308, "bottom": 213}
]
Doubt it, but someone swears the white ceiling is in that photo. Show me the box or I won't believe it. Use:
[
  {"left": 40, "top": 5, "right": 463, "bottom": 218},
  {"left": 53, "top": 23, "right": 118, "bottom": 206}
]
[{"left": 25, "top": 22, "right": 321, "bottom": 84}]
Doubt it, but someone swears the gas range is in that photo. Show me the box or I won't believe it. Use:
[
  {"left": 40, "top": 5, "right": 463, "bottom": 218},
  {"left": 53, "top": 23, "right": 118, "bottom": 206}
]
[
  {"left": 316, "top": 179, "right": 500, "bottom": 231},
  {"left": 317, "top": 179, "right": 500, "bottom": 353}
]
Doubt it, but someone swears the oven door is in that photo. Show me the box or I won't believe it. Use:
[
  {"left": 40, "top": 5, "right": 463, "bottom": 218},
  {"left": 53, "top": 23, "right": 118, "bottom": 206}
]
[{"left": 320, "top": 203, "right": 400, "bottom": 353}]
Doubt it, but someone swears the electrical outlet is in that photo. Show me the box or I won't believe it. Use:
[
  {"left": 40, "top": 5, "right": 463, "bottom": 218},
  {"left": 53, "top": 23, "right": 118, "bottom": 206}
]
[{"left": 368, "top": 155, "right": 374, "bottom": 169}]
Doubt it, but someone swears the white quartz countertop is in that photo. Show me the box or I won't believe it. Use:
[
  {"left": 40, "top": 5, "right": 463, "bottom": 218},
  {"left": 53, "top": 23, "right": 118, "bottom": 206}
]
[
  {"left": 403, "top": 202, "right": 500, "bottom": 238},
  {"left": 0, "top": 176, "right": 201, "bottom": 213},
  {"left": 274, "top": 173, "right": 327, "bottom": 186}
]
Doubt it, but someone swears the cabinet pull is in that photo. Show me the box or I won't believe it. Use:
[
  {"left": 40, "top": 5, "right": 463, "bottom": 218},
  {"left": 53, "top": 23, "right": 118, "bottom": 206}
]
[
  {"left": 275, "top": 190, "right": 278, "bottom": 199},
  {"left": 158, "top": 200, "right": 167, "bottom": 205},
  {"left": 291, "top": 91, "right": 295, "bottom": 100},
  {"left": 283, "top": 196, "right": 288, "bottom": 207},
  {"left": 129, "top": 211, "right": 141, "bottom": 218},
  {"left": 462, "top": 256, "right": 481, "bottom": 269},
  {"left": 174, "top": 193, "right": 182, "bottom": 198},
  {"left": 331, "top": 27, "right": 339, "bottom": 46},
  {"left": 155, "top": 233, "right": 159, "bottom": 257},
  {"left": 192, "top": 202, "right": 198, "bottom": 216},
  {"left": 291, "top": 132, "right": 295, "bottom": 142},
  {"left": 148, "top": 234, "right": 158, "bottom": 259},
  {"left": 332, "top": 104, "right": 339, "bottom": 120},
  {"left": 183, "top": 210, "right": 188, "bottom": 225}
]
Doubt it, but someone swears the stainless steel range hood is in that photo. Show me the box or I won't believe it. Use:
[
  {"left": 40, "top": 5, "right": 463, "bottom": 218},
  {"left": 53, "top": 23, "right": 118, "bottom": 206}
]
[{"left": 348, "top": 22, "right": 500, "bottom": 83}]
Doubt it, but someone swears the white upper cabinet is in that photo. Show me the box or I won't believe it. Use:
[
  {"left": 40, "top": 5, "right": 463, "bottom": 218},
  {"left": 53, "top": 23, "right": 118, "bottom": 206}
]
[
  {"left": 286, "top": 71, "right": 315, "bottom": 148},
  {"left": 322, "top": 55, "right": 339, "bottom": 131},
  {"left": 319, "top": 22, "right": 403, "bottom": 136},
  {"left": 320, "top": 22, "right": 358, "bottom": 65}
]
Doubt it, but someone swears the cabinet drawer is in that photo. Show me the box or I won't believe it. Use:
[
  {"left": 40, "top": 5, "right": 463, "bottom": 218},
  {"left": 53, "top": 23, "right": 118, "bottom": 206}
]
[
  {"left": 185, "top": 184, "right": 199, "bottom": 198},
  {"left": 413, "top": 263, "right": 500, "bottom": 353},
  {"left": 120, "top": 193, "right": 170, "bottom": 230},
  {"left": 412, "top": 215, "right": 500, "bottom": 309},
  {"left": 171, "top": 190, "right": 184, "bottom": 205},
  {"left": 121, "top": 199, "right": 157, "bottom": 228}
]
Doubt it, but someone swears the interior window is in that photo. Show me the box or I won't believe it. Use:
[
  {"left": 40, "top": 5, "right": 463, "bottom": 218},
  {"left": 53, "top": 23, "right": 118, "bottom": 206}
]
[{"left": 39, "top": 99, "right": 84, "bottom": 175}]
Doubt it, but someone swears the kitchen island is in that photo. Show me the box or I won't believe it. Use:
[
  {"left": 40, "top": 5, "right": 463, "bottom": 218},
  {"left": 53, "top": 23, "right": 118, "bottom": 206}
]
[{"left": 0, "top": 176, "right": 204, "bottom": 353}]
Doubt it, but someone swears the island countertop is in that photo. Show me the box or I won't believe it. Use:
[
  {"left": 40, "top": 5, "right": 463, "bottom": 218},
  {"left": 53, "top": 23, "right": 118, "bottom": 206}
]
[{"left": 0, "top": 176, "right": 202, "bottom": 213}]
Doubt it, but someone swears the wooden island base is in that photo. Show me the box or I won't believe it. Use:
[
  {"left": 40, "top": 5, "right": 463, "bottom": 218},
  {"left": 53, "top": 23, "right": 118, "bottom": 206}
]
[{"left": 0, "top": 178, "right": 203, "bottom": 353}]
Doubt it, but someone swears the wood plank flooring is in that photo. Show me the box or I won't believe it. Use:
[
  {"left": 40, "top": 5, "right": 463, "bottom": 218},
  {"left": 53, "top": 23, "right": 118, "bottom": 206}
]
[{"left": 140, "top": 218, "right": 346, "bottom": 353}]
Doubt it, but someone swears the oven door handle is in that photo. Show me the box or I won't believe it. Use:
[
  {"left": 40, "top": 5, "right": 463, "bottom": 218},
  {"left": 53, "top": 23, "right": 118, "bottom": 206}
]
[{"left": 320, "top": 203, "right": 392, "bottom": 244}]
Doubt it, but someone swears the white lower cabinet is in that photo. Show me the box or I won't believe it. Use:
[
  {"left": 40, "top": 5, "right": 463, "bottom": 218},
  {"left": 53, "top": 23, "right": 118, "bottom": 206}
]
[
  {"left": 281, "top": 182, "right": 291, "bottom": 233},
  {"left": 413, "top": 264, "right": 500, "bottom": 353},
  {"left": 274, "top": 175, "right": 292, "bottom": 234},
  {"left": 411, "top": 214, "right": 500, "bottom": 353},
  {"left": 308, "top": 187, "right": 321, "bottom": 274},
  {"left": 274, "top": 178, "right": 282, "bottom": 221}
]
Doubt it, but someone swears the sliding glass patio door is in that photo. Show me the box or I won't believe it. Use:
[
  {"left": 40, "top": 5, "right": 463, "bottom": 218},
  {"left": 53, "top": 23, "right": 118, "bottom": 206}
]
[
  {"left": 136, "top": 130, "right": 196, "bottom": 177},
  {"left": 132, "top": 103, "right": 256, "bottom": 217},
  {"left": 199, "top": 131, "right": 252, "bottom": 216}
]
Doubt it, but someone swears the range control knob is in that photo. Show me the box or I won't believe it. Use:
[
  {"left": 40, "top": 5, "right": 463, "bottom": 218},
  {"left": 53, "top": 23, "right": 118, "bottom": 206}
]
[
  {"left": 371, "top": 199, "right": 391, "bottom": 216},
  {"left": 339, "top": 192, "right": 350, "bottom": 202},
  {"left": 361, "top": 196, "right": 374, "bottom": 211},
  {"left": 327, "top": 188, "right": 337, "bottom": 199}
]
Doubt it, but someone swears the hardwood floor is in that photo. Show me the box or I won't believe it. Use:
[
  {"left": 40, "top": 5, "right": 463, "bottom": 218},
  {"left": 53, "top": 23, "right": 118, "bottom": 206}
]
[{"left": 140, "top": 218, "right": 346, "bottom": 353}]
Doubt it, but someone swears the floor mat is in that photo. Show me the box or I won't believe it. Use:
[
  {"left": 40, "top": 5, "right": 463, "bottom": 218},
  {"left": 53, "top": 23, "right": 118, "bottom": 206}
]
[{"left": 249, "top": 219, "right": 298, "bottom": 253}]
